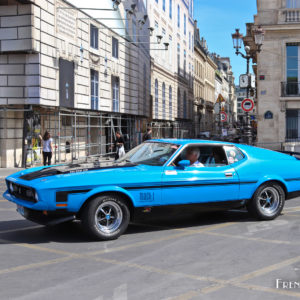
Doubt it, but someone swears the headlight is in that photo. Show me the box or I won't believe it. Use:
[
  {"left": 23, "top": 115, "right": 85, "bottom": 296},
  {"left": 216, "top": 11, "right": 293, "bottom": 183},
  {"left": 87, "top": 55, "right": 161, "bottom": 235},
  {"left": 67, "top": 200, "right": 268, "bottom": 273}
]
[{"left": 35, "top": 191, "right": 39, "bottom": 202}]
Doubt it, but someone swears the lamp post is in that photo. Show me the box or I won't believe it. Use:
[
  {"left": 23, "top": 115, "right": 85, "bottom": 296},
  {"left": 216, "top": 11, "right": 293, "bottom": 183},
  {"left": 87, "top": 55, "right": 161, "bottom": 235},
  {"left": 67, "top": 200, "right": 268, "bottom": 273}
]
[{"left": 231, "top": 26, "right": 264, "bottom": 145}]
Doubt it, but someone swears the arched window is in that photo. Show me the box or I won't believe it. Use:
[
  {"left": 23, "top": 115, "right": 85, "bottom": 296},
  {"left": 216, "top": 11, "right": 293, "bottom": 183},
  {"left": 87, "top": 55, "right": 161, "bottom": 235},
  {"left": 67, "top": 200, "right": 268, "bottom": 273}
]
[
  {"left": 155, "top": 79, "right": 159, "bottom": 119},
  {"left": 163, "top": 0, "right": 166, "bottom": 11},
  {"left": 183, "top": 91, "right": 187, "bottom": 119},
  {"left": 169, "top": 86, "right": 172, "bottom": 120},
  {"left": 177, "top": 88, "right": 181, "bottom": 118},
  {"left": 169, "top": 0, "right": 172, "bottom": 19},
  {"left": 162, "top": 83, "right": 166, "bottom": 119}
]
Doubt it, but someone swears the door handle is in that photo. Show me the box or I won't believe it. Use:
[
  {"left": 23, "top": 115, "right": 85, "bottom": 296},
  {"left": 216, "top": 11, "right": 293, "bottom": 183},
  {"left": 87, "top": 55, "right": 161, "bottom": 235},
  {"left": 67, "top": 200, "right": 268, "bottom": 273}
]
[{"left": 225, "top": 172, "right": 233, "bottom": 177}]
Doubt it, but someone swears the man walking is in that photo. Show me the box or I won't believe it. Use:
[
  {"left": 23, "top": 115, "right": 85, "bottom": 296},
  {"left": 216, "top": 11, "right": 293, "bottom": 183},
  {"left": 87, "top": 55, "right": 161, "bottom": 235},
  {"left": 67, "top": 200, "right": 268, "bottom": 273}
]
[{"left": 143, "top": 127, "right": 152, "bottom": 142}]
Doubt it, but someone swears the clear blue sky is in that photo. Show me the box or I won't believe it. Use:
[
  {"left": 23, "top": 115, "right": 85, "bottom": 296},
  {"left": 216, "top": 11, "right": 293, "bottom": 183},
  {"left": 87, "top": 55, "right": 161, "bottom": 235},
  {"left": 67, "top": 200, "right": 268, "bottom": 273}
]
[{"left": 194, "top": 0, "right": 257, "bottom": 84}]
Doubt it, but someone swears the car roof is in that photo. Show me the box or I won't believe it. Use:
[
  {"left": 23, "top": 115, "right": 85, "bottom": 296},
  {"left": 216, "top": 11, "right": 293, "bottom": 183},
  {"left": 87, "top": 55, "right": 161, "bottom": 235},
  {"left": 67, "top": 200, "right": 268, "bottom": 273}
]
[{"left": 149, "top": 139, "right": 234, "bottom": 146}]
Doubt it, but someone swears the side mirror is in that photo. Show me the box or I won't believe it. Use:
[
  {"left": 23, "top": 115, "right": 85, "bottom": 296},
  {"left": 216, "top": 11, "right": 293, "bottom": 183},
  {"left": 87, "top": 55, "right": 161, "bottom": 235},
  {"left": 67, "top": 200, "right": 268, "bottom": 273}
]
[{"left": 177, "top": 160, "right": 190, "bottom": 169}]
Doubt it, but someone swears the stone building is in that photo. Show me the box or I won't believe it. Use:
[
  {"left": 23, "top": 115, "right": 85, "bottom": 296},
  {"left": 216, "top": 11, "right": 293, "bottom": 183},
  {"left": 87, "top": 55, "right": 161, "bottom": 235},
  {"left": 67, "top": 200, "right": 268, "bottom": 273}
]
[
  {"left": 147, "top": 0, "right": 194, "bottom": 138},
  {"left": 193, "top": 21, "right": 217, "bottom": 137},
  {"left": 0, "top": 0, "right": 151, "bottom": 167},
  {"left": 245, "top": 0, "right": 300, "bottom": 149},
  {"left": 213, "top": 55, "right": 237, "bottom": 132}
]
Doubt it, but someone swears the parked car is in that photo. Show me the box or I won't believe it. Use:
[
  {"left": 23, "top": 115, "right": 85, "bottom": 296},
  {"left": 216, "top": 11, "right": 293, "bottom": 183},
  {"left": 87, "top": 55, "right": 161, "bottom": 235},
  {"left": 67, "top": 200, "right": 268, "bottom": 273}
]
[{"left": 3, "top": 139, "right": 300, "bottom": 240}]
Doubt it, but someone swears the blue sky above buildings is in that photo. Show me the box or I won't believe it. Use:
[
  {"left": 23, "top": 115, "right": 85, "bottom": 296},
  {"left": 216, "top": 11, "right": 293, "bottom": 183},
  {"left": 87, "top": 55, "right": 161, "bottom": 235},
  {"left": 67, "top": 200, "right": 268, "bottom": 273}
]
[{"left": 194, "top": 0, "right": 257, "bottom": 84}]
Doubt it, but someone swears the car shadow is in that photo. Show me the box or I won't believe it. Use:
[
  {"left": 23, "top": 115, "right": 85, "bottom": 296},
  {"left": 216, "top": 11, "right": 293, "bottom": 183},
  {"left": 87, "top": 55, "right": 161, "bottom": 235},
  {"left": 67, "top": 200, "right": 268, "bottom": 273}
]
[{"left": 0, "top": 209, "right": 257, "bottom": 245}]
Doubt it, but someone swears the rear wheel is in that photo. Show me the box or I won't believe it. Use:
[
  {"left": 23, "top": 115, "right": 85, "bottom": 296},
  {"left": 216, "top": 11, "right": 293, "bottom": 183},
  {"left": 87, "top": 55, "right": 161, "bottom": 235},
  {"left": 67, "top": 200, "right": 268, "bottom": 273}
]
[
  {"left": 246, "top": 182, "right": 285, "bottom": 220},
  {"left": 81, "top": 195, "right": 130, "bottom": 240}
]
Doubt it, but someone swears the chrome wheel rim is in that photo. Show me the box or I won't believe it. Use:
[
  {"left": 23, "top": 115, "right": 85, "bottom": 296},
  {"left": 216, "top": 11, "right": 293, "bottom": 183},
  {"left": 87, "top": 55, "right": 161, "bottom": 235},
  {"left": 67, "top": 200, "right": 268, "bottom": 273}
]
[
  {"left": 258, "top": 187, "right": 280, "bottom": 216},
  {"left": 95, "top": 201, "right": 123, "bottom": 234}
]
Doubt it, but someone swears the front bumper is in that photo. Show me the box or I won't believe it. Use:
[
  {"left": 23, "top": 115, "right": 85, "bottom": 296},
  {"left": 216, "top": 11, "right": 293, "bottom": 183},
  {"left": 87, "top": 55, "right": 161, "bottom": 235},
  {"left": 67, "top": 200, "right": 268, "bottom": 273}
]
[
  {"left": 3, "top": 190, "right": 48, "bottom": 211},
  {"left": 16, "top": 205, "right": 76, "bottom": 226}
]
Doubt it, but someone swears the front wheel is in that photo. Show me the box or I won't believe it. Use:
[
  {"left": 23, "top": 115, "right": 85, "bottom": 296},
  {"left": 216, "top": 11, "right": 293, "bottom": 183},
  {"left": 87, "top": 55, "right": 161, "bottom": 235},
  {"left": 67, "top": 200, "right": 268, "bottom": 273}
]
[
  {"left": 81, "top": 195, "right": 130, "bottom": 240},
  {"left": 246, "top": 182, "right": 285, "bottom": 220}
]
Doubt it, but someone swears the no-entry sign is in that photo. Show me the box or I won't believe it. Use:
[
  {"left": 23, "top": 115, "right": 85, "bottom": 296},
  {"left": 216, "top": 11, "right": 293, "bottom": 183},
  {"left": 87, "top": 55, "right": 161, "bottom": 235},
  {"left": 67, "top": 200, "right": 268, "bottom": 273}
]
[
  {"left": 220, "top": 111, "right": 227, "bottom": 122},
  {"left": 241, "top": 98, "right": 254, "bottom": 112}
]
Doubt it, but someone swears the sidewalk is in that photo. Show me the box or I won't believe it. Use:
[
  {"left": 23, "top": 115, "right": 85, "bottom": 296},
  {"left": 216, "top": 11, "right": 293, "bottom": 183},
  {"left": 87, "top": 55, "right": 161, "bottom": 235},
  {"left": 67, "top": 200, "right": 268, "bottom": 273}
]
[{"left": 0, "top": 168, "right": 24, "bottom": 179}]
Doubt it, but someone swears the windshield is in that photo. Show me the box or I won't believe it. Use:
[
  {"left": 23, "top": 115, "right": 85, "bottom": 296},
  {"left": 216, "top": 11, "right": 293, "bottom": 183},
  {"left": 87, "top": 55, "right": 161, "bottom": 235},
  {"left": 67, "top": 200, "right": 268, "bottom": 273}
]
[{"left": 117, "top": 142, "right": 180, "bottom": 166}]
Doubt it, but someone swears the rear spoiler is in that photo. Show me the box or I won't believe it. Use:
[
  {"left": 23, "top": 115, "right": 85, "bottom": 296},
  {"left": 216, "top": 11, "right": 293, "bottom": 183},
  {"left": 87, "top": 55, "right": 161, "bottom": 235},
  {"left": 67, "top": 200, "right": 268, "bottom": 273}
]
[{"left": 278, "top": 151, "right": 300, "bottom": 160}]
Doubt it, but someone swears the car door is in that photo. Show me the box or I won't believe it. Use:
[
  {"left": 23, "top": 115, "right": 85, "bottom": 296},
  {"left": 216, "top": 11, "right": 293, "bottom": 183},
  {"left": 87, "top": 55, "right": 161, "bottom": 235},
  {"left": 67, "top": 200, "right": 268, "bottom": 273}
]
[{"left": 162, "top": 145, "right": 240, "bottom": 205}]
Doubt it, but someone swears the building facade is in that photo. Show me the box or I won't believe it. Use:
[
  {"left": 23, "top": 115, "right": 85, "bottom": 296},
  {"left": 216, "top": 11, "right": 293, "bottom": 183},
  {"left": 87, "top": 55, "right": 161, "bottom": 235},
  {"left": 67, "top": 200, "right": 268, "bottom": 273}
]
[
  {"left": 0, "top": 0, "right": 151, "bottom": 167},
  {"left": 194, "top": 22, "right": 217, "bottom": 137},
  {"left": 147, "top": 0, "right": 194, "bottom": 138},
  {"left": 213, "top": 55, "right": 237, "bottom": 132},
  {"left": 246, "top": 0, "right": 300, "bottom": 149}
]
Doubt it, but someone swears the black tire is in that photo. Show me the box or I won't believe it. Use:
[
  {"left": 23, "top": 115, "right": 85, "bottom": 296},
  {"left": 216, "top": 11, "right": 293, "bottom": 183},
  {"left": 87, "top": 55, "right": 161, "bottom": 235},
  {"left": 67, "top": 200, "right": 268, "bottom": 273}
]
[
  {"left": 246, "top": 182, "right": 285, "bottom": 220},
  {"left": 81, "top": 194, "right": 130, "bottom": 240}
]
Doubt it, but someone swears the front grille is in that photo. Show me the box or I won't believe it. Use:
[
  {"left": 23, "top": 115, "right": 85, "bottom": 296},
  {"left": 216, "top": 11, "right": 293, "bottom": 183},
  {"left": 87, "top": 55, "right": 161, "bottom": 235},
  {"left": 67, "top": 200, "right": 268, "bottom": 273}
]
[{"left": 7, "top": 181, "right": 37, "bottom": 203}]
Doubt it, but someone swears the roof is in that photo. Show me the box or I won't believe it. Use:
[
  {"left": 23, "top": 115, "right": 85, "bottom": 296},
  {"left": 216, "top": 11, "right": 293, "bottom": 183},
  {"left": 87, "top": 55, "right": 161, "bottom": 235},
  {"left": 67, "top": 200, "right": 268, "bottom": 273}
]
[{"left": 150, "top": 139, "right": 234, "bottom": 146}]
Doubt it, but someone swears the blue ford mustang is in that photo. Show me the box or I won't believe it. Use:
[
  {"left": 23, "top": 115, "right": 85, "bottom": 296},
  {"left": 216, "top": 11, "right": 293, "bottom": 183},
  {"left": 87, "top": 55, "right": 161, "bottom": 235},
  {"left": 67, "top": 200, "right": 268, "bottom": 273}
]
[{"left": 3, "top": 139, "right": 300, "bottom": 240}]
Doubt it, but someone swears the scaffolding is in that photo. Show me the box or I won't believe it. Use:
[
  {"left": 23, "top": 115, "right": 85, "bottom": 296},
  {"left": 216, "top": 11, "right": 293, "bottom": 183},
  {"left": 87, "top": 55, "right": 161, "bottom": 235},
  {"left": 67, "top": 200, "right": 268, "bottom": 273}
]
[{"left": 24, "top": 108, "right": 144, "bottom": 167}]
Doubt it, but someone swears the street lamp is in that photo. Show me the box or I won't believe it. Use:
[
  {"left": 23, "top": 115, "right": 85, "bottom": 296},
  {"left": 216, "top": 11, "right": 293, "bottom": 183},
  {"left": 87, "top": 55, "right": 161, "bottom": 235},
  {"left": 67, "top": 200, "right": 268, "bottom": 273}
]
[
  {"left": 231, "top": 26, "right": 265, "bottom": 145},
  {"left": 253, "top": 25, "right": 265, "bottom": 52},
  {"left": 231, "top": 29, "right": 243, "bottom": 54}
]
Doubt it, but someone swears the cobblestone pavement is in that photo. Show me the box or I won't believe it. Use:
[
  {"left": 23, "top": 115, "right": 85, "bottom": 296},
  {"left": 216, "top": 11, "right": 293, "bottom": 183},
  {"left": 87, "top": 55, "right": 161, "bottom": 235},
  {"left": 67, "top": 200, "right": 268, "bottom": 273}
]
[{"left": 1, "top": 170, "right": 300, "bottom": 300}]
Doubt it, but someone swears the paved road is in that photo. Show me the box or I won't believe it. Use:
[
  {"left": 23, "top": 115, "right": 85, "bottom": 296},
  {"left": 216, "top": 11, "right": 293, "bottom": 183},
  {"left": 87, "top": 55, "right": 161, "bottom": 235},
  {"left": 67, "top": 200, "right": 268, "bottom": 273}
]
[{"left": 0, "top": 170, "right": 300, "bottom": 299}]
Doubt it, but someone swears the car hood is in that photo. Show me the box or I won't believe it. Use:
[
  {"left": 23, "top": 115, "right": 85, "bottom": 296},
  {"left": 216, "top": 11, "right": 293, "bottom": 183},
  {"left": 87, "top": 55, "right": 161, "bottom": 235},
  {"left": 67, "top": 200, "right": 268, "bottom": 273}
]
[
  {"left": 18, "top": 161, "right": 138, "bottom": 181},
  {"left": 7, "top": 161, "right": 160, "bottom": 190}
]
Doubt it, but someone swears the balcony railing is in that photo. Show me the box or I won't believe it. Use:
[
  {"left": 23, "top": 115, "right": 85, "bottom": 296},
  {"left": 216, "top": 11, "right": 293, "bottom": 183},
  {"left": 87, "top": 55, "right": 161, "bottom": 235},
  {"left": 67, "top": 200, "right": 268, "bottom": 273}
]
[
  {"left": 281, "top": 82, "right": 300, "bottom": 96},
  {"left": 284, "top": 9, "right": 300, "bottom": 22}
]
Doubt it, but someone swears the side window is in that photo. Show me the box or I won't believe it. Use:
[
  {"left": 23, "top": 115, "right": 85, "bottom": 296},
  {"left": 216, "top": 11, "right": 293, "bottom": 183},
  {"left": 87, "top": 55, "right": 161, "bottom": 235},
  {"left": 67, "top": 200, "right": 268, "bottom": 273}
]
[
  {"left": 224, "top": 146, "right": 244, "bottom": 164},
  {"left": 199, "top": 146, "right": 228, "bottom": 167},
  {"left": 170, "top": 145, "right": 228, "bottom": 167}
]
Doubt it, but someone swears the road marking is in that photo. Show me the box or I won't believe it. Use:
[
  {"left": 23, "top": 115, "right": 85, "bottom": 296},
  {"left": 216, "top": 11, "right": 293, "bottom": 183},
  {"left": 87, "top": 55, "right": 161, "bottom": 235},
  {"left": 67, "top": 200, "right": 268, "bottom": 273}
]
[
  {"left": 0, "top": 225, "right": 44, "bottom": 235},
  {"left": 1, "top": 231, "right": 300, "bottom": 300},
  {"left": 284, "top": 206, "right": 300, "bottom": 212},
  {"left": 202, "top": 255, "right": 300, "bottom": 294},
  {"left": 0, "top": 256, "right": 73, "bottom": 276},
  {"left": 166, "top": 290, "right": 200, "bottom": 300},
  {"left": 204, "top": 231, "right": 299, "bottom": 245},
  {"left": 87, "top": 222, "right": 236, "bottom": 256},
  {"left": 0, "top": 222, "right": 235, "bottom": 281},
  {"left": 0, "top": 238, "right": 79, "bottom": 257},
  {"left": 0, "top": 200, "right": 7, "bottom": 202},
  {"left": 92, "top": 256, "right": 226, "bottom": 285},
  {"left": 284, "top": 214, "right": 300, "bottom": 217}
]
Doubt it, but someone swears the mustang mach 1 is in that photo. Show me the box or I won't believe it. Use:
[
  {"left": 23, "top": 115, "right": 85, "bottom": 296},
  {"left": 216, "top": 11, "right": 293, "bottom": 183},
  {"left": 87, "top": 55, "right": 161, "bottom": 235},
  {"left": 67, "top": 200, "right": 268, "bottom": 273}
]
[{"left": 3, "top": 140, "right": 300, "bottom": 240}]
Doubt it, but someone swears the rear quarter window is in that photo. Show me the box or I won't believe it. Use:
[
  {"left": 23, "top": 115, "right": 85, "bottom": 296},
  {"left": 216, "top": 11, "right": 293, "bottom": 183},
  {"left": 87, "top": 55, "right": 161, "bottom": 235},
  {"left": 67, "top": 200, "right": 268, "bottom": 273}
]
[{"left": 224, "top": 146, "right": 245, "bottom": 164}]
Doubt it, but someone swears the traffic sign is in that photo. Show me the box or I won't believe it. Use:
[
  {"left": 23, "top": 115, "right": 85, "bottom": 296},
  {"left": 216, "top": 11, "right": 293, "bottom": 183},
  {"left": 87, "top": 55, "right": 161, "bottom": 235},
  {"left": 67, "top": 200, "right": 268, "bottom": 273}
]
[
  {"left": 220, "top": 112, "right": 227, "bottom": 122},
  {"left": 216, "top": 94, "right": 225, "bottom": 103},
  {"left": 241, "top": 98, "right": 254, "bottom": 112}
]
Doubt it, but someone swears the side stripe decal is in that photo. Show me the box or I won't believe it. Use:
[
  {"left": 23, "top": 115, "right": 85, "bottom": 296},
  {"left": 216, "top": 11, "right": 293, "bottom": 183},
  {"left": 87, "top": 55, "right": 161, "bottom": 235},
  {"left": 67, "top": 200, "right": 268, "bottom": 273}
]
[{"left": 123, "top": 181, "right": 257, "bottom": 190}]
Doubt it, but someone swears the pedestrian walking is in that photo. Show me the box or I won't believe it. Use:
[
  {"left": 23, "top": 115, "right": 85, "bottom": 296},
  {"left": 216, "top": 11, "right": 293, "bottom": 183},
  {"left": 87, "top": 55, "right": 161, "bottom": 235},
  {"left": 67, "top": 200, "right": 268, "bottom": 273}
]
[
  {"left": 114, "top": 131, "right": 125, "bottom": 160},
  {"left": 39, "top": 131, "right": 53, "bottom": 166},
  {"left": 143, "top": 127, "right": 152, "bottom": 142}
]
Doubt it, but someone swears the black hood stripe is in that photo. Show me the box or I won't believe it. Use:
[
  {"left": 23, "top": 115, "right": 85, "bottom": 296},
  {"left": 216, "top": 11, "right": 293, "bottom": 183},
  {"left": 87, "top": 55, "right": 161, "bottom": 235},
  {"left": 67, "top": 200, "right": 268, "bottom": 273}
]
[{"left": 20, "top": 163, "right": 137, "bottom": 181}]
